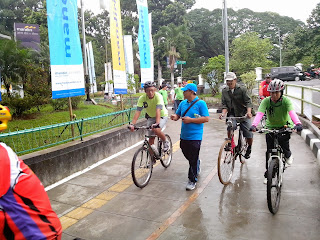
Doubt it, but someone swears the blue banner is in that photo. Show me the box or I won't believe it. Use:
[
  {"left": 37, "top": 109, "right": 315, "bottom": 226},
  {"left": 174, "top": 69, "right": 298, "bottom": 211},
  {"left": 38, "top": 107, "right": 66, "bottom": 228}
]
[
  {"left": 47, "top": 0, "right": 85, "bottom": 99},
  {"left": 137, "top": 0, "right": 151, "bottom": 69}
]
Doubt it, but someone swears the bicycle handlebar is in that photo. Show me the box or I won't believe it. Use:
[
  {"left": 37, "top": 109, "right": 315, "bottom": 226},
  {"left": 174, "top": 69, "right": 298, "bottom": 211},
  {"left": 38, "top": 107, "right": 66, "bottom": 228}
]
[
  {"left": 257, "top": 127, "right": 294, "bottom": 134},
  {"left": 127, "top": 124, "right": 160, "bottom": 131},
  {"left": 222, "top": 116, "right": 248, "bottom": 120}
]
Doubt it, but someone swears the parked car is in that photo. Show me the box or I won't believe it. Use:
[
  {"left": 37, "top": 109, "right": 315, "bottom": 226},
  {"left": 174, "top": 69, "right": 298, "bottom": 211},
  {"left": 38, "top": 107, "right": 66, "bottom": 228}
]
[{"left": 270, "top": 66, "right": 304, "bottom": 81}]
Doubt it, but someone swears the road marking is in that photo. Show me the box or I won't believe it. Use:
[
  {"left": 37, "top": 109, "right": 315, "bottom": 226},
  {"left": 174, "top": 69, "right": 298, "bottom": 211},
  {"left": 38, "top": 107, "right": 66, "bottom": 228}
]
[
  {"left": 146, "top": 165, "right": 218, "bottom": 240},
  {"left": 59, "top": 139, "right": 181, "bottom": 230}
]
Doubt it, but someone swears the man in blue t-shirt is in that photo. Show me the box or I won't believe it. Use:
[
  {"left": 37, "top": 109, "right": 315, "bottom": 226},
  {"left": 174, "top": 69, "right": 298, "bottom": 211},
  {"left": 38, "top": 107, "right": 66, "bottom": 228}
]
[{"left": 170, "top": 83, "right": 209, "bottom": 191}]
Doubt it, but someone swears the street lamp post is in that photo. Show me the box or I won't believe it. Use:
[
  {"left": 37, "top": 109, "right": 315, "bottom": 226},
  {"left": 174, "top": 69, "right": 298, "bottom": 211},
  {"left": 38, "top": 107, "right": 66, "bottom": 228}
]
[
  {"left": 278, "top": 28, "right": 282, "bottom": 67},
  {"left": 223, "top": 0, "right": 230, "bottom": 75}
]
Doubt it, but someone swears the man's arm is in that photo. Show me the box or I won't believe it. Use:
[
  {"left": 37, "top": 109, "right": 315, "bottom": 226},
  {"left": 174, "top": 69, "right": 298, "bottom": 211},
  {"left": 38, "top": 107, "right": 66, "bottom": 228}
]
[
  {"left": 258, "top": 81, "right": 264, "bottom": 98},
  {"left": 129, "top": 110, "right": 141, "bottom": 131}
]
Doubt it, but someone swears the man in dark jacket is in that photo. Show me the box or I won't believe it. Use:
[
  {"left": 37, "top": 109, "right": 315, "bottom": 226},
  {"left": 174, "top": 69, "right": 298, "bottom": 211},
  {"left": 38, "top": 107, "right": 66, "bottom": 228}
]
[{"left": 219, "top": 72, "right": 253, "bottom": 159}]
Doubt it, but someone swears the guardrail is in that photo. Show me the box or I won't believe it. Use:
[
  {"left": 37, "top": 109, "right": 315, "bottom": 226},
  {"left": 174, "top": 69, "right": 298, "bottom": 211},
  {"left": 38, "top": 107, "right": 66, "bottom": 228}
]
[
  {"left": 0, "top": 108, "right": 143, "bottom": 155},
  {"left": 285, "top": 83, "right": 320, "bottom": 120}
]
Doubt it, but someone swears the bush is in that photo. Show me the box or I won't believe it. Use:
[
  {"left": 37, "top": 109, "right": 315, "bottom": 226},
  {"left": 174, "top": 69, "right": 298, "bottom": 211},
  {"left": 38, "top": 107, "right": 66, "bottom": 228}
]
[
  {"left": 1, "top": 94, "right": 34, "bottom": 116},
  {"left": 50, "top": 98, "right": 68, "bottom": 110},
  {"left": 50, "top": 96, "right": 84, "bottom": 110},
  {"left": 71, "top": 96, "right": 84, "bottom": 109}
]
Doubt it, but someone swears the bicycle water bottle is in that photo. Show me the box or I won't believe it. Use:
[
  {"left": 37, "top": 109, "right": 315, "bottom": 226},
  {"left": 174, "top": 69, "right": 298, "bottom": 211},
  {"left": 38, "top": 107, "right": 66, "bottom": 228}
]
[
  {"left": 151, "top": 144, "right": 159, "bottom": 157},
  {"left": 194, "top": 113, "right": 201, "bottom": 118}
]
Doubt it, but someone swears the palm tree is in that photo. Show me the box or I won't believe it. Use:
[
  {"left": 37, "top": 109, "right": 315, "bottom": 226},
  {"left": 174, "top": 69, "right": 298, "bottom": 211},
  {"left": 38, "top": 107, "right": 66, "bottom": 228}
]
[{"left": 155, "top": 23, "right": 194, "bottom": 87}]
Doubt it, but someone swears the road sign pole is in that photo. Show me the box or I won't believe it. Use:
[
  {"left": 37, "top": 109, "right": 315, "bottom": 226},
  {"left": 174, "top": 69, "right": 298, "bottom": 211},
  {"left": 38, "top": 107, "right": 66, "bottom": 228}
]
[{"left": 181, "top": 64, "right": 182, "bottom": 81}]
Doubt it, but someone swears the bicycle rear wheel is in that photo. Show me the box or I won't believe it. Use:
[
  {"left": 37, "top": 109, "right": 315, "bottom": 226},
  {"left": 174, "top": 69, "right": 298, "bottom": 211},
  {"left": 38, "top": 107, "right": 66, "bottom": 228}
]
[
  {"left": 218, "top": 140, "right": 235, "bottom": 185},
  {"left": 131, "top": 147, "right": 153, "bottom": 188},
  {"left": 160, "top": 134, "right": 173, "bottom": 168},
  {"left": 267, "top": 158, "right": 281, "bottom": 214}
]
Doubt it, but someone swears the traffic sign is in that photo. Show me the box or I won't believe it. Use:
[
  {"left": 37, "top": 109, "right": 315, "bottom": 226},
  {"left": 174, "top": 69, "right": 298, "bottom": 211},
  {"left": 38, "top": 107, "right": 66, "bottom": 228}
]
[{"left": 176, "top": 60, "right": 186, "bottom": 65}]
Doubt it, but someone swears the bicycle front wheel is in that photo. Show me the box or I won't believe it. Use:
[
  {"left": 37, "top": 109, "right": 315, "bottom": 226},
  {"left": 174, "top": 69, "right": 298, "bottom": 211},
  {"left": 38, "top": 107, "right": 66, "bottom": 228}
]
[
  {"left": 267, "top": 158, "right": 281, "bottom": 214},
  {"left": 131, "top": 147, "right": 153, "bottom": 188},
  {"left": 218, "top": 140, "right": 235, "bottom": 185},
  {"left": 238, "top": 131, "right": 248, "bottom": 164},
  {"left": 160, "top": 134, "right": 173, "bottom": 168}
]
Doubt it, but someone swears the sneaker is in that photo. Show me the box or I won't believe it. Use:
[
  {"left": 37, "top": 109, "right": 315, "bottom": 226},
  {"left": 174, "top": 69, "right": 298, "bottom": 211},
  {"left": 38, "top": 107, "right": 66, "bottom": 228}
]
[
  {"left": 285, "top": 156, "right": 293, "bottom": 166},
  {"left": 244, "top": 146, "right": 251, "bottom": 159},
  {"left": 224, "top": 142, "right": 231, "bottom": 151},
  {"left": 263, "top": 178, "right": 267, "bottom": 184},
  {"left": 197, "top": 159, "right": 201, "bottom": 177},
  {"left": 186, "top": 181, "right": 196, "bottom": 191},
  {"left": 163, "top": 140, "right": 170, "bottom": 152}
]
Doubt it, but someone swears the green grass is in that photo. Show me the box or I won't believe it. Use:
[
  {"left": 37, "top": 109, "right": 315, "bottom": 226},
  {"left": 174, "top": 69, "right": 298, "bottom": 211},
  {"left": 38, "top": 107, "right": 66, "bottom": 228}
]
[{"left": 7, "top": 102, "right": 117, "bottom": 132}]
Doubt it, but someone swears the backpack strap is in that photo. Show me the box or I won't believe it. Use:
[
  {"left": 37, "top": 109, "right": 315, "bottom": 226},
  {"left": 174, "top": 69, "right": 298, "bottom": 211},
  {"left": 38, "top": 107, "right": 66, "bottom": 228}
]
[{"left": 181, "top": 99, "right": 200, "bottom": 117}]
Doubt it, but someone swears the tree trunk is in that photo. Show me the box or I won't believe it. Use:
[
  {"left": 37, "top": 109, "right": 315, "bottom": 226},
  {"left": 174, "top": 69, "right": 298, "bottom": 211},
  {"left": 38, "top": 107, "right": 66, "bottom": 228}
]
[
  {"left": 170, "top": 69, "right": 174, "bottom": 88},
  {"left": 157, "top": 60, "right": 162, "bottom": 87}
]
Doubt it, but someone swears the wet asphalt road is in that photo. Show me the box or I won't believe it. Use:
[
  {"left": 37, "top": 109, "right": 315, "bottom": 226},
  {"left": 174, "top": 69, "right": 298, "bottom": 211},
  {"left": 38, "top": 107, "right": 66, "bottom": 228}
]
[{"left": 48, "top": 112, "right": 320, "bottom": 240}]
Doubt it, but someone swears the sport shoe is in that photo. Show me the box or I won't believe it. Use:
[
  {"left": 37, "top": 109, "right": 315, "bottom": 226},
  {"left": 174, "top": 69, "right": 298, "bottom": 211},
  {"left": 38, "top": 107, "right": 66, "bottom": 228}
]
[
  {"left": 197, "top": 159, "right": 201, "bottom": 177},
  {"left": 186, "top": 181, "right": 196, "bottom": 191},
  {"left": 163, "top": 140, "right": 170, "bottom": 152},
  {"left": 285, "top": 156, "right": 293, "bottom": 166},
  {"left": 244, "top": 146, "right": 251, "bottom": 159},
  {"left": 263, "top": 178, "right": 267, "bottom": 184}
]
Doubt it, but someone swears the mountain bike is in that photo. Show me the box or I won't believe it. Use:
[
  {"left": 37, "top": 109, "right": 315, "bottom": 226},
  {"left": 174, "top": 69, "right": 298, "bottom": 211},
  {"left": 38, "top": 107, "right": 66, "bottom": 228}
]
[
  {"left": 258, "top": 127, "right": 293, "bottom": 214},
  {"left": 217, "top": 117, "right": 249, "bottom": 185},
  {"left": 129, "top": 125, "right": 173, "bottom": 188}
]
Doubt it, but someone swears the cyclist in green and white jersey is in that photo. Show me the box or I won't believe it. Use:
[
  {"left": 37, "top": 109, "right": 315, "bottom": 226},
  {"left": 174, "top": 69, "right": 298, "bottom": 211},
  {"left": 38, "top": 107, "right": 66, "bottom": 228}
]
[{"left": 129, "top": 81, "right": 170, "bottom": 151}]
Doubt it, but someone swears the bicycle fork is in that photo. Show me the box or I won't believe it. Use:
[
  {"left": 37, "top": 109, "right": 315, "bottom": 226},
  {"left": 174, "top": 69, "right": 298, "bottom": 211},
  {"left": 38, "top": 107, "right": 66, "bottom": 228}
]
[{"left": 267, "top": 154, "right": 284, "bottom": 187}]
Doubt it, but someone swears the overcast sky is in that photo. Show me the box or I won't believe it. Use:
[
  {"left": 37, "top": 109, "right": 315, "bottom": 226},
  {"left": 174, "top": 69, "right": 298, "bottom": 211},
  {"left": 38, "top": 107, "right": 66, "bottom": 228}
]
[{"left": 79, "top": 0, "right": 319, "bottom": 23}]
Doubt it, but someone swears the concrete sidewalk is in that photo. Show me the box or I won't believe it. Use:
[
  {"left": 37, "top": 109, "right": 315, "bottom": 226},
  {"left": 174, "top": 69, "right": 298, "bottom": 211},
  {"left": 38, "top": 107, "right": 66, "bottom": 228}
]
[{"left": 48, "top": 113, "right": 320, "bottom": 240}]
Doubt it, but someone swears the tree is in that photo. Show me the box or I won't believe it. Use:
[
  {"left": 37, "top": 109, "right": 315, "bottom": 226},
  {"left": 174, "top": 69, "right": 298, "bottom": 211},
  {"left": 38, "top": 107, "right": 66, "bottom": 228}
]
[
  {"left": 0, "top": 40, "right": 31, "bottom": 96},
  {"left": 240, "top": 71, "right": 256, "bottom": 95},
  {"left": 230, "top": 32, "right": 274, "bottom": 75},
  {"left": 200, "top": 55, "right": 225, "bottom": 95},
  {"left": 155, "top": 23, "right": 194, "bottom": 87}
]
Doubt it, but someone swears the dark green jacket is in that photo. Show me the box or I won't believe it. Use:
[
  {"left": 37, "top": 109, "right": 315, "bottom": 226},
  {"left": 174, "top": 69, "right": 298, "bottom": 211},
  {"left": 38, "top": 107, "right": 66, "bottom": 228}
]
[{"left": 221, "top": 83, "right": 253, "bottom": 117}]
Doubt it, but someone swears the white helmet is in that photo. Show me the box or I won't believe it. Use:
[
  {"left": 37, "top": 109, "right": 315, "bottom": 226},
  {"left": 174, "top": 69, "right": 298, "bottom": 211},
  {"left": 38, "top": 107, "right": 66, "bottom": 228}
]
[{"left": 267, "top": 79, "right": 285, "bottom": 92}]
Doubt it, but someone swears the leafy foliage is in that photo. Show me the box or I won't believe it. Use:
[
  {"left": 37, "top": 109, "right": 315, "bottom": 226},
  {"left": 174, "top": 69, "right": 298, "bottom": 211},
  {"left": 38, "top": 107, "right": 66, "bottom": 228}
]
[
  {"left": 200, "top": 55, "right": 225, "bottom": 95},
  {"left": 230, "top": 32, "right": 274, "bottom": 75},
  {"left": 239, "top": 71, "right": 257, "bottom": 95}
]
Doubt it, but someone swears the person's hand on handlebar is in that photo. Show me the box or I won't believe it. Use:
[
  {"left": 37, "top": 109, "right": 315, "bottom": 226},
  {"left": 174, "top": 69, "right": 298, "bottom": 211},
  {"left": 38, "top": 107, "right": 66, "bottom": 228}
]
[
  {"left": 128, "top": 124, "right": 135, "bottom": 132},
  {"left": 219, "top": 114, "right": 225, "bottom": 120},
  {"left": 250, "top": 125, "right": 257, "bottom": 132},
  {"left": 151, "top": 123, "right": 160, "bottom": 129},
  {"left": 294, "top": 123, "right": 303, "bottom": 132}
]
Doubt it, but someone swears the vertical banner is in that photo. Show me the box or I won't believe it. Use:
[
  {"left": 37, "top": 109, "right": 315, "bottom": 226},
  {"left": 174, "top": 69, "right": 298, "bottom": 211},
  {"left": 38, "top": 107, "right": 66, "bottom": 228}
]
[
  {"left": 149, "top": 13, "right": 154, "bottom": 84},
  {"left": 47, "top": 0, "right": 85, "bottom": 99},
  {"left": 86, "top": 42, "right": 97, "bottom": 93},
  {"left": 110, "top": 0, "right": 127, "bottom": 94},
  {"left": 104, "top": 62, "right": 114, "bottom": 96},
  {"left": 136, "top": 0, "right": 153, "bottom": 86},
  {"left": 124, "top": 35, "right": 135, "bottom": 93}
]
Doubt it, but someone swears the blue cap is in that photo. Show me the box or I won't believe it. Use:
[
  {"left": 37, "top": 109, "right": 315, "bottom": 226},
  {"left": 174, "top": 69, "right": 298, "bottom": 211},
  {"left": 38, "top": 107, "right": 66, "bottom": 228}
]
[{"left": 181, "top": 83, "right": 197, "bottom": 93}]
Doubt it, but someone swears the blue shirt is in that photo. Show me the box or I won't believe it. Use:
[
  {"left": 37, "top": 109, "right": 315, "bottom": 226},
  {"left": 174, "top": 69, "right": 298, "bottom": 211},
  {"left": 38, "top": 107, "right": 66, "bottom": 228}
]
[{"left": 176, "top": 97, "right": 209, "bottom": 140}]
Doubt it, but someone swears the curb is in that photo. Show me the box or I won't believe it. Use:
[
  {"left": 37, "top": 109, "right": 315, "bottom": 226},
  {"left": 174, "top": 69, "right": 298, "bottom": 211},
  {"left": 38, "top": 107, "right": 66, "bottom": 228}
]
[{"left": 300, "top": 117, "right": 320, "bottom": 164}]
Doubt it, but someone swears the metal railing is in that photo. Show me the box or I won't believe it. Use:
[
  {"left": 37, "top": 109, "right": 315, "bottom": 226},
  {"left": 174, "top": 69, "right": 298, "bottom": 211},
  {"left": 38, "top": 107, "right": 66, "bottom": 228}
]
[
  {"left": 285, "top": 83, "right": 320, "bottom": 120},
  {"left": 0, "top": 108, "right": 143, "bottom": 155}
]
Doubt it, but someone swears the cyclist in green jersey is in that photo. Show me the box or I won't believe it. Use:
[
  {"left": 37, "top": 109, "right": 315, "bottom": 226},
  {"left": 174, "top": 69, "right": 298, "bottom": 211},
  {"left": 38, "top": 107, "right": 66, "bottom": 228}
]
[
  {"left": 250, "top": 79, "right": 303, "bottom": 184},
  {"left": 129, "top": 81, "right": 170, "bottom": 151},
  {"left": 159, "top": 82, "right": 169, "bottom": 108},
  {"left": 174, "top": 82, "right": 184, "bottom": 111}
]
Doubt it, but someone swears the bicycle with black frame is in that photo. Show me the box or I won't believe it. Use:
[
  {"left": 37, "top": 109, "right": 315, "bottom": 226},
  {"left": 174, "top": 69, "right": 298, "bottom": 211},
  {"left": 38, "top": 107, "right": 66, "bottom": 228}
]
[
  {"left": 128, "top": 125, "right": 173, "bottom": 188},
  {"left": 257, "top": 126, "right": 293, "bottom": 214},
  {"left": 217, "top": 116, "right": 249, "bottom": 185}
]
